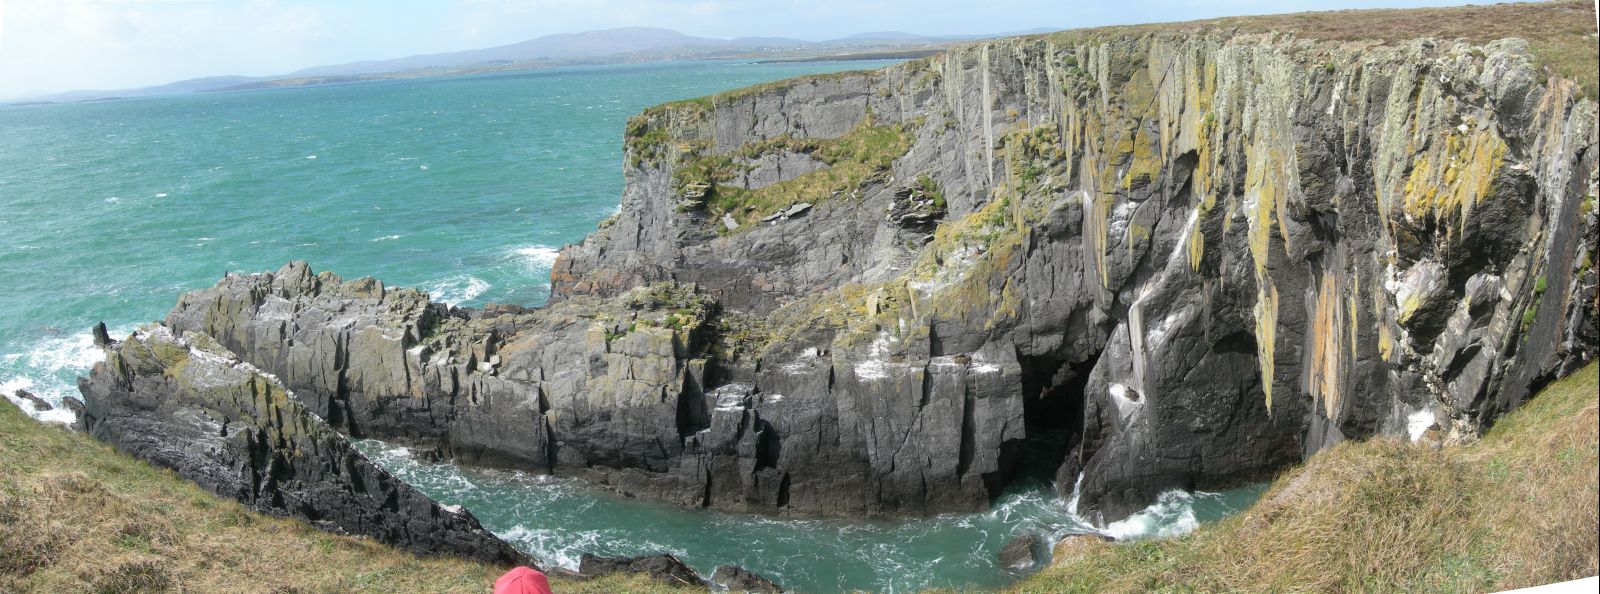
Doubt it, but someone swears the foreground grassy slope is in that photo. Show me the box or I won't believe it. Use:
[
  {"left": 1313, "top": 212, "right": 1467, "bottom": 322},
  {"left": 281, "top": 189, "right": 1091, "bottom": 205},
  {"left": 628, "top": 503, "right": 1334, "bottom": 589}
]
[
  {"left": 0, "top": 403, "right": 684, "bottom": 594},
  {"left": 1015, "top": 363, "right": 1599, "bottom": 593}
]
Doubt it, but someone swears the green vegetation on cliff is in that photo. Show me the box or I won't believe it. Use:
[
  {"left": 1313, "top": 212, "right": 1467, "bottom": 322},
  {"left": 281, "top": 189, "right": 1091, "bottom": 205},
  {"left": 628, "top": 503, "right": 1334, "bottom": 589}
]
[
  {"left": 0, "top": 402, "right": 688, "bottom": 594},
  {"left": 677, "top": 120, "right": 914, "bottom": 227},
  {"left": 1013, "top": 363, "right": 1599, "bottom": 593}
]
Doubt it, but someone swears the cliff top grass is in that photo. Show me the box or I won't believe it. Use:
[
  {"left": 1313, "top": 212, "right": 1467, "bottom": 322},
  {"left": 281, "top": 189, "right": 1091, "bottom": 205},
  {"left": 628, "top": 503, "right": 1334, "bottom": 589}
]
[
  {"left": 1034, "top": 0, "right": 1598, "bottom": 97},
  {"left": 1010, "top": 362, "right": 1599, "bottom": 593},
  {"left": 0, "top": 402, "right": 692, "bottom": 594},
  {"left": 630, "top": 0, "right": 1594, "bottom": 141}
]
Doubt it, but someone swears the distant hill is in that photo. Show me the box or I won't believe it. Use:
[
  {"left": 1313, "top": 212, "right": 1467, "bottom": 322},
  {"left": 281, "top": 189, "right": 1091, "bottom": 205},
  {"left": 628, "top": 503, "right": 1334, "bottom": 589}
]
[
  {"left": 6, "top": 25, "right": 1056, "bottom": 105},
  {"left": 293, "top": 27, "right": 732, "bottom": 77}
]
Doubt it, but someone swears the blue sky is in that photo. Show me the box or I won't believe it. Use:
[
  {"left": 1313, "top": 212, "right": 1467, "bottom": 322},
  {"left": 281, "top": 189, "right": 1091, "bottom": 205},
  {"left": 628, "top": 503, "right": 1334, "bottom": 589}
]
[{"left": 0, "top": 0, "right": 1511, "bottom": 97}]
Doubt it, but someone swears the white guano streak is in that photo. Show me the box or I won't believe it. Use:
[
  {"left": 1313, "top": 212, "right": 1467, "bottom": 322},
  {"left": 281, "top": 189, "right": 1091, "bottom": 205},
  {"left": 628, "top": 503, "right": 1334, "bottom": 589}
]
[{"left": 1126, "top": 208, "right": 1200, "bottom": 400}]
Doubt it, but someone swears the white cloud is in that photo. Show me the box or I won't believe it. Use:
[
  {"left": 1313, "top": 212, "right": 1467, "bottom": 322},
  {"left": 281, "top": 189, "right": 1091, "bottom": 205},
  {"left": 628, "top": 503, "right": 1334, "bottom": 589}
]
[{"left": 0, "top": 0, "right": 330, "bottom": 97}]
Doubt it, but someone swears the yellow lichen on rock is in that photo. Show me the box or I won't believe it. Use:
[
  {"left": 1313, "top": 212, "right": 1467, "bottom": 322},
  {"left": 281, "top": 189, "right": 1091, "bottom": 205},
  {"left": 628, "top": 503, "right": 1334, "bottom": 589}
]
[
  {"left": 1401, "top": 129, "right": 1507, "bottom": 232},
  {"left": 1255, "top": 281, "right": 1280, "bottom": 414}
]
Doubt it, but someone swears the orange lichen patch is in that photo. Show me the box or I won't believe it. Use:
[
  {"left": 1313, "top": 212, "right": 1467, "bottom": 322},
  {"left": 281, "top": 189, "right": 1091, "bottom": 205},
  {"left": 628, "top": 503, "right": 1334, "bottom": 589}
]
[
  {"left": 1308, "top": 270, "right": 1347, "bottom": 421},
  {"left": 1402, "top": 129, "right": 1507, "bottom": 232}
]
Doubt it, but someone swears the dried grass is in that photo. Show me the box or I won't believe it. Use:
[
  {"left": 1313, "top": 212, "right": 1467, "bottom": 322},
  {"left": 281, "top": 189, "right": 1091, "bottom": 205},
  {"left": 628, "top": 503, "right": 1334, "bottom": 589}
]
[
  {"left": 1015, "top": 363, "right": 1599, "bottom": 593},
  {"left": 0, "top": 402, "right": 693, "bottom": 593}
]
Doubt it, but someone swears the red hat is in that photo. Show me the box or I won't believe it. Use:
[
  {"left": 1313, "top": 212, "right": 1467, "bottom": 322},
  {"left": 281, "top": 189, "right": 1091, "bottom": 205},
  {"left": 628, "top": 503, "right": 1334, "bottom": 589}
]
[{"left": 494, "top": 566, "right": 553, "bottom": 594}]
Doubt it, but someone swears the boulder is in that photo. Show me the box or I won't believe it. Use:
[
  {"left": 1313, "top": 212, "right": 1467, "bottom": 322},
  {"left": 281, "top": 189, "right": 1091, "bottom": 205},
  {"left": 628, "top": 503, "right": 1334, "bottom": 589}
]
[
  {"left": 13, "top": 389, "right": 51, "bottom": 412},
  {"left": 711, "top": 565, "right": 784, "bottom": 593},
  {"left": 578, "top": 553, "right": 705, "bottom": 588},
  {"left": 998, "top": 532, "right": 1045, "bottom": 571}
]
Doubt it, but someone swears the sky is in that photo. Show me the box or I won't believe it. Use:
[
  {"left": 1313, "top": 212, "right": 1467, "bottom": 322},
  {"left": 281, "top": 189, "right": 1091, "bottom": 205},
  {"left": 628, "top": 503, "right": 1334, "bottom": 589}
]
[{"left": 0, "top": 0, "right": 1513, "bottom": 98}]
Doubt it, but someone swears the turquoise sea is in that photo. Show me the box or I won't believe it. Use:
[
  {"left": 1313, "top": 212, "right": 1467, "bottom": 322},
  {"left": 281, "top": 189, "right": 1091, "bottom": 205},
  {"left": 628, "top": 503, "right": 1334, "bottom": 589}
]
[{"left": 0, "top": 60, "right": 1262, "bottom": 593}]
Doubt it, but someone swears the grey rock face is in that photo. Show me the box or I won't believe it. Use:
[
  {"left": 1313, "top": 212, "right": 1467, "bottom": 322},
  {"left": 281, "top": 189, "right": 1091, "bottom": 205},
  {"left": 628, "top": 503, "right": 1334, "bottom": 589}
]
[
  {"left": 547, "top": 30, "right": 1599, "bottom": 524},
  {"left": 578, "top": 553, "right": 706, "bottom": 588},
  {"left": 712, "top": 564, "right": 785, "bottom": 593},
  {"left": 82, "top": 27, "right": 1598, "bottom": 528},
  {"left": 77, "top": 326, "right": 532, "bottom": 566}
]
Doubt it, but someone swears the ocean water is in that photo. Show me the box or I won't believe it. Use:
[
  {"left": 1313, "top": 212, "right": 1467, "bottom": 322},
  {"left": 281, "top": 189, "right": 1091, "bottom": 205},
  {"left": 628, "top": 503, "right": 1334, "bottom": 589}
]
[
  {"left": 357, "top": 441, "right": 1267, "bottom": 593},
  {"left": 0, "top": 59, "right": 1264, "bottom": 593}
]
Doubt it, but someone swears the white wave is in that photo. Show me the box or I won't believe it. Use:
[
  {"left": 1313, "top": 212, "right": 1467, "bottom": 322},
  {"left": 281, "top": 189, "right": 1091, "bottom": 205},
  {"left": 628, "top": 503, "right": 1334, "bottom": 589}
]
[
  {"left": 104, "top": 196, "right": 120, "bottom": 204},
  {"left": 499, "top": 525, "right": 603, "bottom": 570},
  {"left": 510, "top": 245, "right": 560, "bottom": 273},
  {"left": 155, "top": 192, "right": 168, "bottom": 198},
  {"left": 1102, "top": 489, "right": 1208, "bottom": 540},
  {"left": 1, "top": 324, "right": 134, "bottom": 425},
  {"left": 426, "top": 276, "right": 490, "bottom": 307},
  {"left": 305, "top": 155, "right": 317, "bottom": 160},
  {"left": 370, "top": 234, "right": 402, "bottom": 242}
]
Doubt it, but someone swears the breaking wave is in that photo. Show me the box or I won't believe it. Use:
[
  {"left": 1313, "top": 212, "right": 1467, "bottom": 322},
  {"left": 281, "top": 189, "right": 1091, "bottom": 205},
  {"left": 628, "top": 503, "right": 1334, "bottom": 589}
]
[
  {"left": 510, "top": 245, "right": 560, "bottom": 274},
  {"left": 425, "top": 275, "right": 491, "bottom": 307},
  {"left": 1, "top": 324, "right": 136, "bottom": 425}
]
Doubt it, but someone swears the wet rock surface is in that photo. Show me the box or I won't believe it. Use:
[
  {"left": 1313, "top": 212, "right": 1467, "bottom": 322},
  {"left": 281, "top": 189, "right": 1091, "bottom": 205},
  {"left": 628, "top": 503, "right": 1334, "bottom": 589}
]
[
  {"left": 998, "top": 532, "right": 1046, "bottom": 571},
  {"left": 712, "top": 564, "right": 786, "bottom": 593},
  {"left": 12, "top": 389, "right": 51, "bottom": 412}
]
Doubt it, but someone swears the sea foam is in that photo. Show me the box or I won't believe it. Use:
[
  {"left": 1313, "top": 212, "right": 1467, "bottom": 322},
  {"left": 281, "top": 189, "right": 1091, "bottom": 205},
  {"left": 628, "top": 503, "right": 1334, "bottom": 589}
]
[
  {"left": 511, "top": 246, "right": 560, "bottom": 272},
  {"left": 1, "top": 324, "right": 134, "bottom": 425},
  {"left": 426, "top": 275, "right": 490, "bottom": 307}
]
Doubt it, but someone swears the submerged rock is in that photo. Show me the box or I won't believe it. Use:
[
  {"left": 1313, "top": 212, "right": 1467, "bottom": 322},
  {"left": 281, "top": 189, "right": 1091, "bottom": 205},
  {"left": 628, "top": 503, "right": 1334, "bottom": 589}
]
[
  {"left": 712, "top": 565, "right": 784, "bottom": 593},
  {"left": 78, "top": 326, "right": 533, "bottom": 566},
  {"left": 998, "top": 532, "right": 1045, "bottom": 571},
  {"left": 13, "top": 389, "right": 51, "bottom": 412},
  {"left": 578, "top": 553, "right": 705, "bottom": 588}
]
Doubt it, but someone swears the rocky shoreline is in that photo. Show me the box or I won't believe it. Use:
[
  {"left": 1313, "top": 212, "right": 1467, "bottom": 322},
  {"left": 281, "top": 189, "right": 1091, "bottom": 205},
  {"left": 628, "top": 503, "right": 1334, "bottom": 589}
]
[{"left": 70, "top": 6, "right": 1597, "bottom": 586}]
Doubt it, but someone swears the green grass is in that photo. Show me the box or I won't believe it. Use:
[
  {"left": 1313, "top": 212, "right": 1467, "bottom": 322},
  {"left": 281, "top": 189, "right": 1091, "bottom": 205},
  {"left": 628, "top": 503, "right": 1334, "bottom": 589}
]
[
  {"left": 0, "top": 402, "right": 695, "bottom": 594},
  {"left": 1013, "top": 363, "right": 1599, "bottom": 593},
  {"left": 685, "top": 120, "right": 913, "bottom": 227}
]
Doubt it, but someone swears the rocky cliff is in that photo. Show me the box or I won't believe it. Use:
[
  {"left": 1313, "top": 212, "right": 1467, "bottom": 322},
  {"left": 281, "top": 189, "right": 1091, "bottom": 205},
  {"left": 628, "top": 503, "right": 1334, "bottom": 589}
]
[
  {"left": 83, "top": 2, "right": 1598, "bottom": 526},
  {"left": 77, "top": 324, "right": 532, "bottom": 566}
]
